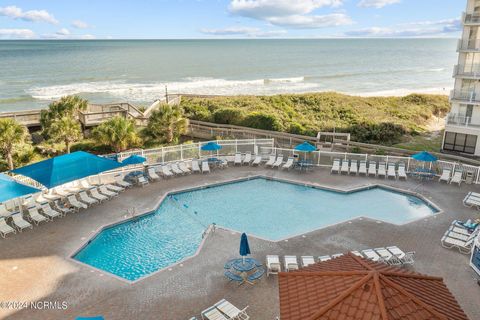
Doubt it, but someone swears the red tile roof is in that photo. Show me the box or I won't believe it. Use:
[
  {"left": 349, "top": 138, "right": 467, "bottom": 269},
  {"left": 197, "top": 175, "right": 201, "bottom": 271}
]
[{"left": 278, "top": 253, "right": 469, "bottom": 320}]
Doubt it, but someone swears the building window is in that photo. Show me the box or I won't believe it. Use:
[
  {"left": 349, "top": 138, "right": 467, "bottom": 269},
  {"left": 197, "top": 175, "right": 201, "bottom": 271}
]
[{"left": 443, "top": 132, "right": 477, "bottom": 154}]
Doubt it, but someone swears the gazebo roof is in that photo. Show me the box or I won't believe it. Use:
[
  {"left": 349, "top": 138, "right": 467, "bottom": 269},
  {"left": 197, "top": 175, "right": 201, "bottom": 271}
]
[{"left": 278, "top": 253, "right": 468, "bottom": 320}]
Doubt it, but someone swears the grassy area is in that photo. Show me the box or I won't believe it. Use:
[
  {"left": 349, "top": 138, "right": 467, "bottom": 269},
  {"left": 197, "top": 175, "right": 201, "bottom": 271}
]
[
  {"left": 393, "top": 131, "right": 444, "bottom": 152},
  {"left": 180, "top": 92, "right": 450, "bottom": 145}
]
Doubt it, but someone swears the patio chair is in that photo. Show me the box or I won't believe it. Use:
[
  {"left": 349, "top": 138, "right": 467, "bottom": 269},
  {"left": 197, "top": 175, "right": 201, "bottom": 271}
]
[
  {"left": 332, "top": 253, "right": 344, "bottom": 259},
  {"left": 214, "top": 299, "right": 250, "bottom": 320},
  {"left": 449, "top": 170, "right": 463, "bottom": 186},
  {"left": 40, "top": 203, "right": 62, "bottom": 219},
  {"left": 453, "top": 219, "right": 479, "bottom": 233},
  {"left": 226, "top": 155, "right": 235, "bottom": 163},
  {"left": 67, "top": 195, "right": 88, "bottom": 210},
  {"left": 247, "top": 268, "right": 265, "bottom": 284},
  {"left": 105, "top": 182, "right": 124, "bottom": 193},
  {"left": 441, "top": 231, "right": 477, "bottom": 254},
  {"left": 377, "top": 162, "right": 387, "bottom": 178},
  {"left": 202, "top": 161, "right": 210, "bottom": 174},
  {"left": 54, "top": 187, "right": 72, "bottom": 197},
  {"left": 318, "top": 255, "right": 331, "bottom": 262},
  {"left": 463, "top": 192, "right": 480, "bottom": 209},
  {"left": 301, "top": 256, "right": 315, "bottom": 267},
  {"left": 340, "top": 160, "right": 349, "bottom": 174},
  {"left": 368, "top": 161, "right": 377, "bottom": 176},
  {"left": 191, "top": 160, "right": 201, "bottom": 173},
  {"left": 26, "top": 206, "right": 48, "bottom": 225},
  {"left": 349, "top": 160, "right": 358, "bottom": 175},
  {"left": 252, "top": 155, "right": 262, "bottom": 166},
  {"left": 234, "top": 152, "right": 242, "bottom": 165},
  {"left": 53, "top": 200, "right": 75, "bottom": 215},
  {"left": 398, "top": 163, "right": 407, "bottom": 180},
  {"left": 243, "top": 152, "right": 252, "bottom": 165},
  {"left": 89, "top": 188, "right": 108, "bottom": 202},
  {"left": 137, "top": 175, "right": 149, "bottom": 187},
  {"left": 147, "top": 168, "right": 160, "bottom": 181},
  {"left": 358, "top": 160, "right": 367, "bottom": 175},
  {"left": 171, "top": 163, "right": 184, "bottom": 175},
  {"left": 272, "top": 155, "right": 284, "bottom": 168},
  {"left": 99, "top": 186, "right": 118, "bottom": 199},
  {"left": 331, "top": 159, "right": 340, "bottom": 174},
  {"left": 266, "top": 255, "right": 281, "bottom": 277},
  {"left": 361, "top": 249, "right": 383, "bottom": 262},
  {"left": 114, "top": 174, "right": 132, "bottom": 189},
  {"left": 78, "top": 191, "right": 98, "bottom": 206},
  {"left": 387, "top": 163, "right": 396, "bottom": 179},
  {"left": 438, "top": 169, "right": 451, "bottom": 183},
  {"left": 265, "top": 155, "right": 276, "bottom": 167},
  {"left": 201, "top": 305, "right": 229, "bottom": 320},
  {"left": 282, "top": 157, "right": 294, "bottom": 170},
  {"left": 374, "top": 247, "right": 401, "bottom": 265},
  {"left": 284, "top": 255, "right": 299, "bottom": 271},
  {"left": 11, "top": 213, "right": 33, "bottom": 231},
  {"left": 161, "top": 165, "right": 174, "bottom": 178},
  {"left": 0, "top": 203, "right": 12, "bottom": 217},
  {"left": 179, "top": 162, "right": 191, "bottom": 174},
  {"left": 0, "top": 217, "right": 15, "bottom": 238}
]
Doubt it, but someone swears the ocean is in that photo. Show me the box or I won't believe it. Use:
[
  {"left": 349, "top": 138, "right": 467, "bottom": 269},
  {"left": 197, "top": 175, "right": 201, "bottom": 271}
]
[{"left": 0, "top": 39, "right": 457, "bottom": 112}]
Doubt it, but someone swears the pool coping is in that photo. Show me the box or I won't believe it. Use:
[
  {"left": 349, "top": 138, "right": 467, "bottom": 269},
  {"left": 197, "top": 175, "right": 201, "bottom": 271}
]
[{"left": 68, "top": 174, "right": 443, "bottom": 284}]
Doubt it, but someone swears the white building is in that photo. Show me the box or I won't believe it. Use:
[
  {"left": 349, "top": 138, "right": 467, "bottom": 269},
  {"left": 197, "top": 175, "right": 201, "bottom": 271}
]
[{"left": 444, "top": 0, "right": 480, "bottom": 156}]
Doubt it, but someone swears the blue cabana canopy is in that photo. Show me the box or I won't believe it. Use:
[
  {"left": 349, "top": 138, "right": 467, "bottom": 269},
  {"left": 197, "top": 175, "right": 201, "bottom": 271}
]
[
  {"left": 412, "top": 151, "right": 438, "bottom": 162},
  {"left": 0, "top": 174, "right": 40, "bottom": 203},
  {"left": 295, "top": 141, "right": 316, "bottom": 152},
  {"left": 201, "top": 142, "right": 222, "bottom": 151},
  {"left": 239, "top": 233, "right": 251, "bottom": 257},
  {"left": 121, "top": 155, "right": 146, "bottom": 165},
  {"left": 11, "top": 151, "right": 125, "bottom": 189}
]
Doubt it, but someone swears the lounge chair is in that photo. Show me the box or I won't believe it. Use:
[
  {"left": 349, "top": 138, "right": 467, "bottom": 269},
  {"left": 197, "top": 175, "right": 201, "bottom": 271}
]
[
  {"left": 387, "top": 163, "right": 396, "bottom": 179},
  {"left": 349, "top": 160, "right": 358, "bottom": 175},
  {"left": 340, "top": 160, "right": 349, "bottom": 174},
  {"left": 368, "top": 161, "right": 377, "bottom": 176},
  {"left": 374, "top": 247, "right": 401, "bottom": 265},
  {"left": 67, "top": 195, "right": 87, "bottom": 210},
  {"left": 463, "top": 192, "right": 480, "bottom": 209},
  {"left": 284, "top": 255, "right": 299, "bottom": 271},
  {"left": 78, "top": 191, "right": 98, "bottom": 206},
  {"left": 398, "top": 163, "right": 407, "bottom": 180},
  {"left": 214, "top": 299, "right": 250, "bottom": 320},
  {"left": 201, "top": 306, "right": 229, "bottom": 320},
  {"left": 105, "top": 183, "right": 124, "bottom": 193},
  {"left": 0, "top": 204, "right": 11, "bottom": 218},
  {"left": 40, "top": 203, "right": 62, "bottom": 219},
  {"left": 377, "top": 162, "right": 387, "bottom": 178},
  {"left": 178, "top": 162, "right": 191, "bottom": 174},
  {"left": 191, "top": 160, "right": 201, "bottom": 173},
  {"left": 439, "top": 169, "right": 451, "bottom": 183},
  {"left": 54, "top": 187, "right": 72, "bottom": 197},
  {"left": 54, "top": 200, "right": 75, "bottom": 215},
  {"left": 282, "top": 157, "right": 294, "bottom": 170},
  {"left": 453, "top": 219, "right": 479, "bottom": 233},
  {"left": 331, "top": 253, "right": 344, "bottom": 259},
  {"left": 331, "top": 159, "right": 340, "bottom": 174},
  {"left": 265, "top": 155, "right": 276, "bottom": 167},
  {"left": 252, "top": 155, "right": 262, "bottom": 166},
  {"left": 26, "top": 206, "right": 48, "bottom": 225},
  {"left": 358, "top": 160, "right": 367, "bottom": 175},
  {"left": 201, "top": 161, "right": 210, "bottom": 173},
  {"left": 0, "top": 217, "right": 16, "bottom": 238},
  {"left": 89, "top": 188, "right": 108, "bottom": 202},
  {"left": 234, "top": 153, "right": 242, "bottom": 165},
  {"left": 114, "top": 174, "right": 132, "bottom": 188},
  {"left": 147, "top": 168, "right": 160, "bottom": 181},
  {"left": 449, "top": 170, "right": 463, "bottom": 186},
  {"left": 226, "top": 155, "right": 235, "bottom": 163},
  {"left": 272, "top": 155, "right": 284, "bottom": 168},
  {"left": 99, "top": 186, "right": 118, "bottom": 198},
  {"left": 161, "top": 165, "right": 174, "bottom": 178},
  {"left": 361, "top": 249, "right": 382, "bottom": 262},
  {"left": 441, "top": 231, "right": 476, "bottom": 254},
  {"left": 11, "top": 213, "right": 33, "bottom": 231},
  {"left": 318, "top": 255, "right": 331, "bottom": 262},
  {"left": 385, "top": 246, "right": 414, "bottom": 265},
  {"left": 137, "top": 175, "right": 149, "bottom": 187},
  {"left": 171, "top": 163, "right": 184, "bottom": 175},
  {"left": 243, "top": 152, "right": 252, "bottom": 165},
  {"left": 351, "top": 251, "right": 363, "bottom": 257},
  {"left": 266, "top": 255, "right": 281, "bottom": 277},
  {"left": 301, "top": 256, "right": 315, "bottom": 267}
]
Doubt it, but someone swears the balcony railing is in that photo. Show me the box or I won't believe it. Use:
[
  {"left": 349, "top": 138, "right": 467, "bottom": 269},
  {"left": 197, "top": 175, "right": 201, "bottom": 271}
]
[
  {"left": 464, "top": 12, "right": 480, "bottom": 24},
  {"left": 446, "top": 113, "right": 480, "bottom": 128},
  {"left": 458, "top": 39, "right": 480, "bottom": 51},
  {"left": 450, "top": 89, "right": 480, "bottom": 103},
  {"left": 454, "top": 64, "right": 480, "bottom": 78}
]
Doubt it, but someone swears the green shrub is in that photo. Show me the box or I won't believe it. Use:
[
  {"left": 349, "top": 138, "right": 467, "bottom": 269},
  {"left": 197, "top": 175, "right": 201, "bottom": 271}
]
[
  {"left": 242, "top": 112, "right": 281, "bottom": 131},
  {"left": 212, "top": 108, "right": 245, "bottom": 125},
  {"left": 288, "top": 122, "right": 306, "bottom": 135},
  {"left": 348, "top": 122, "right": 406, "bottom": 145}
]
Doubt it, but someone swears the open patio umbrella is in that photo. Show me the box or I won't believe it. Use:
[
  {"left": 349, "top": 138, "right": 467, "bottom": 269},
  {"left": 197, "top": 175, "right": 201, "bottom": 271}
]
[
  {"left": 239, "top": 233, "right": 251, "bottom": 263},
  {"left": 295, "top": 141, "right": 316, "bottom": 162},
  {"left": 121, "top": 155, "right": 147, "bottom": 165},
  {"left": 201, "top": 141, "right": 222, "bottom": 158},
  {"left": 411, "top": 151, "right": 438, "bottom": 162}
]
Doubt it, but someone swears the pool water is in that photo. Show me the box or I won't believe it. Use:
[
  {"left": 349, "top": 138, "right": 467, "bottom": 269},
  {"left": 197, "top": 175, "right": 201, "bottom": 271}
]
[{"left": 73, "top": 178, "right": 438, "bottom": 281}]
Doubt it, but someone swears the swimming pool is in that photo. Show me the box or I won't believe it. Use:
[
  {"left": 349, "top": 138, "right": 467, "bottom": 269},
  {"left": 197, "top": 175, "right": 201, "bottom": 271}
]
[{"left": 73, "top": 178, "right": 438, "bottom": 281}]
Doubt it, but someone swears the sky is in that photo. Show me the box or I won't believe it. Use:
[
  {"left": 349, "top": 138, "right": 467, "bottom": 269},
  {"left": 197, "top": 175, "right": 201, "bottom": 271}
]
[{"left": 0, "top": 0, "right": 466, "bottom": 39}]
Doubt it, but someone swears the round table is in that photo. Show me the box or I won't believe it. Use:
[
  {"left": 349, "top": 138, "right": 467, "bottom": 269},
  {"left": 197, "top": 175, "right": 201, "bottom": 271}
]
[{"left": 225, "top": 258, "right": 263, "bottom": 284}]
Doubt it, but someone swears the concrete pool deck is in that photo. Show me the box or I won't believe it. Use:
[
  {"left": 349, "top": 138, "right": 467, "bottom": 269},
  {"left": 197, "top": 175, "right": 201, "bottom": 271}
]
[{"left": 0, "top": 166, "right": 479, "bottom": 319}]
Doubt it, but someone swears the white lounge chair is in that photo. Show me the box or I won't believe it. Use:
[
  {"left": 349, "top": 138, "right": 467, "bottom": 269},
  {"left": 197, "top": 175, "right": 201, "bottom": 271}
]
[
  {"left": 0, "top": 217, "right": 15, "bottom": 238},
  {"left": 349, "top": 160, "right": 358, "bottom": 175},
  {"left": 201, "top": 306, "right": 229, "bottom": 320},
  {"left": 351, "top": 251, "right": 363, "bottom": 257},
  {"left": 171, "top": 163, "right": 184, "bottom": 175},
  {"left": 137, "top": 175, "right": 149, "bottom": 187},
  {"left": 265, "top": 155, "right": 276, "bottom": 167},
  {"left": 449, "top": 170, "right": 463, "bottom": 186},
  {"left": 78, "top": 191, "right": 98, "bottom": 206},
  {"left": 67, "top": 195, "right": 87, "bottom": 210},
  {"left": 89, "top": 188, "right": 108, "bottom": 202},
  {"left": 282, "top": 157, "right": 294, "bottom": 170},
  {"left": 318, "top": 255, "right": 331, "bottom": 262},
  {"left": 361, "top": 249, "right": 382, "bottom": 262},
  {"left": 40, "top": 203, "right": 62, "bottom": 219},
  {"left": 191, "top": 160, "right": 201, "bottom": 173},
  {"left": 243, "top": 152, "right": 252, "bottom": 165},
  {"left": 54, "top": 187, "right": 71, "bottom": 197},
  {"left": 26, "top": 206, "right": 48, "bottom": 225},
  {"left": 105, "top": 182, "right": 124, "bottom": 193},
  {"left": 266, "top": 255, "right": 281, "bottom": 277},
  {"left": 79, "top": 179, "right": 95, "bottom": 191},
  {"left": 463, "top": 192, "right": 480, "bottom": 209},
  {"left": 358, "top": 160, "right": 367, "bottom": 175},
  {"left": 178, "top": 162, "right": 191, "bottom": 174},
  {"left": 340, "top": 160, "right": 349, "bottom": 174},
  {"left": 441, "top": 231, "right": 476, "bottom": 254},
  {"left": 147, "top": 168, "right": 160, "bottom": 181},
  {"left": 54, "top": 200, "right": 75, "bottom": 215},
  {"left": 114, "top": 174, "right": 132, "bottom": 188},
  {"left": 234, "top": 153, "right": 242, "bottom": 165},
  {"left": 0, "top": 204, "right": 11, "bottom": 218},
  {"left": 301, "top": 256, "right": 315, "bottom": 267},
  {"left": 99, "top": 185, "right": 118, "bottom": 198},
  {"left": 226, "top": 155, "right": 235, "bottom": 164},
  {"left": 272, "top": 155, "right": 284, "bottom": 168},
  {"left": 284, "top": 255, "right": 299, "bottom": 271},
  {"left": 368, "top": 161, "right": 377, "bottom": 176},
  {"left": 252, "top": 155, "right": 262, "bottom": 166},
  {"left": 331, "top": 159, "right": 340, "bottom": 174},
  {"left": 439, "top": 169, "right": 451, "bottom": 183},
  {"left": 398, "top": 163, "right": 407, "bottom": 180},
  {"left": 214, "top": 299, "right": 249, "bottom": 320},
  {"left": 387, "top": 163, "right": 396, "bottom": 179},
  {"left": 12, "top": 213, "right": 33, "bottom": 231},
  {"left": 377, "top": 162, "right": 387, "bottom": 178},
  {"left": 161, "top": 165, "right": 174, "bottom": 177},
  {"left": 331, "top": 253, "right": 344, "bottom": 259},
  {"left": 375, "top": 247, "right": 401, "bottom": 265},
  {"left": 202, "top": 161, "right": 210, "bottom": 173}
]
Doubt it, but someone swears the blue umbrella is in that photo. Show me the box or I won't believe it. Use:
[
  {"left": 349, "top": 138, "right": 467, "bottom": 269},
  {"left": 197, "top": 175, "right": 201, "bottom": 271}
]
[
  {"left": 294, "top": 141, "right": 316, "bottom": 152},
  {"left": 121, "top": 155, "right": 147, "bottom": 165},
  {"left": 201, "top": 142, "right": 222, "bottom": 151},
  {"left": 239, "top": 233, "right": 251, "bottom": 263},
  {"left": 411, "top": 151, "right": 437, "bottom": 162}
]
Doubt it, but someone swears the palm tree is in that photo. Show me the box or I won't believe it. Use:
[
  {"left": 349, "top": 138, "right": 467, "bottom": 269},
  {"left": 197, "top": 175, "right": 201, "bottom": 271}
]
[
  {"left": 41, "top": 95, "right": 87, "bottom": 139},
  {"left": 0, "top": 118, "right": 27, "bottom": 170},
  {"left": 48, "top": 117, "right": 83, "bottom": 154},
  {"left": 92, "top": 116, "right": 140, "bottom": 153},
  {"left": 144, "top": 104, "right": 189, "bottom": 144}
]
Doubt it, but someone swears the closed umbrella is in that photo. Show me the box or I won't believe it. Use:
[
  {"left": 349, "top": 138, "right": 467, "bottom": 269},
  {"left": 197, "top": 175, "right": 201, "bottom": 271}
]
[{"left": 239, "top": 232, "right": 251, "bottom": 263}]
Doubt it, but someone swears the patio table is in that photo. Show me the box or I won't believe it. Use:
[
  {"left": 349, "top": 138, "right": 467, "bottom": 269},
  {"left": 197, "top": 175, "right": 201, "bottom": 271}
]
[{"left": 225, "top": 258, "right": 263, "bottom": 284}]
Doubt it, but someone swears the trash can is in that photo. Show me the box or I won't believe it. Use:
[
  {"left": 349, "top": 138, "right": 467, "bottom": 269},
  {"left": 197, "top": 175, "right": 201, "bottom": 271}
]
[{"left": 466, "top": 171, "right": 474, "bottom": 184}]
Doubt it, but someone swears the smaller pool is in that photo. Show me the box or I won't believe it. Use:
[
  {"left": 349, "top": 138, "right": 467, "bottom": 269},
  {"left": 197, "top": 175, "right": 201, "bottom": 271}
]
[{"left": 73, "top": 178, "right": 438, "bottom": 281}]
